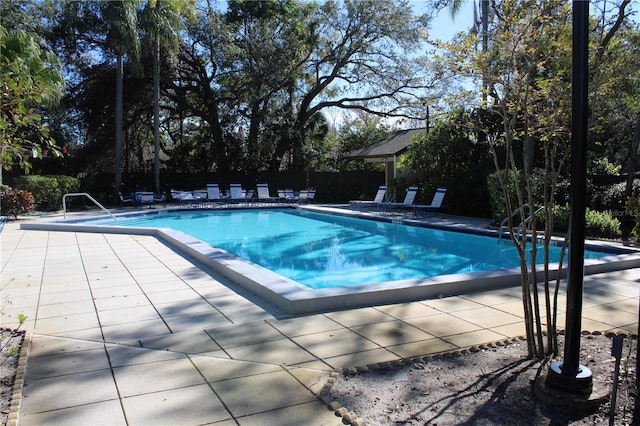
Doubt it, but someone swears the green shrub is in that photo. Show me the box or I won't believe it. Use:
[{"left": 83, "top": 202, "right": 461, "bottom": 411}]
[
  {"left": 626, "top": 197, "right": 640, "bottom": 240},
  {"left": 585, "top": 209, "right": 621, "bottom": 239},
  {"left": 13, "top": 175, "right": 80, "bottom": 211},
  {"left": 537, "top": 203, "right": 620, "bottom": 239},
  {"left": 0, "top": 185, "right": 35, "bottom": 218}
]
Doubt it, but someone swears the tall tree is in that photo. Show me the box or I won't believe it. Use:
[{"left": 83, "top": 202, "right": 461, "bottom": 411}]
[
  {"left": 141, "top": 0, "right": 193, "bottom": 195},
  {"left": 101, "top": 0, "right": 142, "bottom": 197}
]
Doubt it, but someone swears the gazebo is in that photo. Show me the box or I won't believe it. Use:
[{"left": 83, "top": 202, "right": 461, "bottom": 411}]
[{"left": 344, "top": 127, "right": 427, "bottom": 194}]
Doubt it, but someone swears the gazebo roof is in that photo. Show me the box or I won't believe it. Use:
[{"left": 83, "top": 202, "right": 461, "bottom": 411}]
[{"left": 344, "top": 128, "right": 427, "bottom": 162}]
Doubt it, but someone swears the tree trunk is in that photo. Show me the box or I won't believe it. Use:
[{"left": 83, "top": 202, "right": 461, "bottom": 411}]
[
  {"left": 115, "top": 53, "right": 124, "bottom": 199},
  {"left": 154, "top": 29, "right": 161, "bottom": 196}
]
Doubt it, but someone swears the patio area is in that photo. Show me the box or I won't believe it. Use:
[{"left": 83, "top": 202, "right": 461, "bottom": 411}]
[{"left": 1, "top": 210, "right": 639, "bottom": 425}]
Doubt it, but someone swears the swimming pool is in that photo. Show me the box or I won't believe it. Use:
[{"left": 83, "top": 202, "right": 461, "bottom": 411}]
[
  {"left": 92, "top": 209, "right": 610, "bottom": 289},
  {"left": 21, "top": 206, "right": 640, "bottom": 315}
]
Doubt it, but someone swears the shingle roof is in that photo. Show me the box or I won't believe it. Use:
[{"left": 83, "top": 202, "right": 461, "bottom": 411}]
[{"left": 344, "top": 128, "right": 427, "bottom": 160}]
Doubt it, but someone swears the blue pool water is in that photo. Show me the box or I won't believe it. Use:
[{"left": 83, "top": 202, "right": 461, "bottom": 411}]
[{"left": 98, "top": 209, "right": 611, "bottom": 290}]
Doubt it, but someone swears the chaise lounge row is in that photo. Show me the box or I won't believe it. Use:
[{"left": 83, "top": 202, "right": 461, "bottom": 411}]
[
  {"left": 120, "top": 184, "right": 315, "bottom": 208},
  {"left": 349, "top": 185, "right": 448, "bottom": 216}
]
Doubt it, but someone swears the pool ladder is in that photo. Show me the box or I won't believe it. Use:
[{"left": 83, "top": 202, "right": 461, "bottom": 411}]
[
  {"left": 498, "top": 205, "right": 544, "bottom": 244},
  {"left": 63, "top": 192, "right": 117, "bottom": 223}
]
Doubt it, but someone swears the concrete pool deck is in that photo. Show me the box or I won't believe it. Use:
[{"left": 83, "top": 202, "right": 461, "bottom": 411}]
[{"left": 2, "top": 208, "right": 639, "bottom": 425}]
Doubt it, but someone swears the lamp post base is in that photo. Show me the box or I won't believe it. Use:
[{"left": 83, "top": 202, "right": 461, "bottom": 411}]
[{"left": 545, "top": 361, "right": 593, "bottom": 394}]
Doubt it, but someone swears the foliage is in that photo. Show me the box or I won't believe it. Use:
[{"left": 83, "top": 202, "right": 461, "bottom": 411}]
[
  {"left": 406, "top": 113, "right": 493, "bottom": 216},
  {"left": 13, "top": 175, "right": 80, "bottom": 211},
  {"left": 627, "top": 197, "right": 640, "bottom": 239},
  {"left": 0, "top": 25, "right": 65, "bottom": 176},
  {"left": 536, "top": 203, "right": 621, "bottom": 239},
  {"left": 0, "top": 185, "right": 35, "bottom": 218}
]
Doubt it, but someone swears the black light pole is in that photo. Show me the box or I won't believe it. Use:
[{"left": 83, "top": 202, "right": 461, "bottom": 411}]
[{"left": 546, "top": 0, "right": 592, "bottom": 394}]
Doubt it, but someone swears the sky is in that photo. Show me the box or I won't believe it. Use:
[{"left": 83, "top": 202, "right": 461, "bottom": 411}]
[{"left": 411, "top": 1, "right": 476, "bottom": 41}]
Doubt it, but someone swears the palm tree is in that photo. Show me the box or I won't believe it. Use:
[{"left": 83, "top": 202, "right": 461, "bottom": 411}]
[
  {"left": 142, "top": 0, "right": 193, "bottom": 196},
  {"left": 101, "top": 0, "right": 142, "bottom": 199}
]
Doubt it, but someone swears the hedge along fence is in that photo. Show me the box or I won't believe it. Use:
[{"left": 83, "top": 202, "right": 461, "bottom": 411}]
[{"left": 12, "top": 175, "right": 81, "bottom": 211}]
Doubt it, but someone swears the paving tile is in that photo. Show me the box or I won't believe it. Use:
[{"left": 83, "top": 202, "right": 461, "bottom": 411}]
[
  {"left": 155, "top": 299, "right": 221, "bottom": 317},
  {"left": 91, "top": 284, "right": 145, "bottom": 299},
  {"left": 490, "top": 322, "right": 528, "bottom": 338},
  {"left": 582, "top": 305, "right": 640, "bottom": 329},
  {"left": 460, "top": 291, "right": 521, "bottom": 306},
  {"left": 28, "top": 335, "right": 105, "bottom": 357},
  {"left": 19, "top": 400, "right": 126, "bottom": 425},
  {"left": 97, "top": 305, "right": 161, "bottom": 326},
  {"left": 267, "top": 314, "right": 343, "bottom": 337},
  {"left": 206, "top": 321, "right": 283, "bottom": 348},
  {"left": 325, "top": 307, "right": 395, "bottom": 327},
  {"left": 139, "top": 330, "right": 220, "bottom": 354},
  {"left": 350, "top": 320, "right": 436, "bottom": 347},
  {"left": 404, "top": 313, "right": 482, "bottom": 337},
  {"left": 422, "top": 296, "right": 486, "bottom": 313},
  {"left": 210, "top": 370, "right": 316, "bottom": 418},
  {"left": 26, "top": 347, "right": 110, "bottom": 380},
  {"left": 93, "top": 294, "right": 152, "bottom": 311},
  {"left": 190, "top": 355, "right": 282, "bottom": 382},
  {"left": 106, "top": 344, "right": 187, "bottom": 367},
  {"left": 442, "top": 329, "right": 507, "bottom": 348},
  {"left": 225, "top": 338, "right": 317, "bottom": 365},
  {"left": 449, "top": 306, "right": 522, "bottom": 329},
  {"left": 21, "top": 369, "right": 119, "bottom": 414},
  {"left": 113, "top": 358, "right": 206, "bottom": 397},
  {"left": 322, "top": 348, "right": 399, "bottom": 369},
  {"left": 387, "top": 338, "right": 458, "bottom": 358},
  {"left": 163, "top": 310, "right": 231, "bottom": 333},
  {"left": 34, "top": 311, "right": 100, "bottom": 335},
  {"left": 217, "top": 303, "right": 273, "bottom": 322},
  {"left": 38, "top": 289, "right": 93, "bottom": 304},
  {"left": 121, "top": 384, "right": 232, "bottom": 425},
  {"left": 36, "top": 300, "right": 97, "bottom": 319},
  {"left": 286, "top": 368, "right": 334, "bottom": 395},
  {"left": 101, "top": 318, "right": 172, "bottom": 343},
  {"left": 237, "top": 400, "right": 341, "bottom": 426},
  {"left": 600, "top": 299, "right": 640, "bottom": 315},
  {"left": 145, "top": 288, "right": 203, "bottom": 304},
  {"left": 375, "top": 302, "right": 442, "bottom": 319},
  {"left": 293, "top": 328, "right": 380, "bottom": 359}
]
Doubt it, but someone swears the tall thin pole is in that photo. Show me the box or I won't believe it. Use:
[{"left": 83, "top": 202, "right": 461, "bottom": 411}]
[{"left": 546, "top": 0, "right": 592, "bottom": 394}]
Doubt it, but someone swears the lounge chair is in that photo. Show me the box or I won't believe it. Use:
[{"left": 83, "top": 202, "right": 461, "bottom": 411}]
[
  {"left": 119, "top": 192, "right": 134, "bottom": 206},
  {"left": 229, "top": 183, "right": 245, "bottom": 203},
  {"left": 256, "top": 183, "right": 278, "bottom": 204},
  {"left": 349, "top": 185, "right": 387, "bottom": 211},
  {"left": 206, "top": 184, "right": 224, "bottom": 204},
  {"left": 135, "top": 191, "right": 156, "bottom": 208},
  {"left": 412, "top": 187, "right": 448, "bottom": 216},
  {"left": 381, "top": 186, "right": 418, "bottom": 214}
]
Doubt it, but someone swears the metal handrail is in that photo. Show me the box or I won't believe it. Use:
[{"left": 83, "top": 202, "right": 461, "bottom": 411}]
[
  {"left": 63, "top": 193, "right": 117, "bottom": 223},
  {"left": 498, "top": 204, "right": 528, "bottom": 244}
]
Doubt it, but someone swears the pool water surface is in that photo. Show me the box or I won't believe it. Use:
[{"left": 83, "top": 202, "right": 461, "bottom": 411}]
[{"left": 97, "top": 209, "right": 609, "bottom": 290}]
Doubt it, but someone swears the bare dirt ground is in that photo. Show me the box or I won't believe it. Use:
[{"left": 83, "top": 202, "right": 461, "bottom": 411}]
[
  {"left": 1, "top": 328, "right": 26, "bottom": 426},
  {"left": 329, "top": 334, "right": 637, "bottom": 425}
]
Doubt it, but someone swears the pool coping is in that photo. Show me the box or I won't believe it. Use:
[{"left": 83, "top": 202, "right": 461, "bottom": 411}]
[{"left": 20, "top": 206, "right": 640, "bottom": 315}]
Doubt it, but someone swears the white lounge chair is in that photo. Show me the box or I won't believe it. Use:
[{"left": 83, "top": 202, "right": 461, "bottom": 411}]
[
  {"left": 349, "top": 186, "right": 387, "bottom": 211},
  {"left": 229, "top": 183, "right": 245, "bottom": 203},
  {"left": 256, "top": 183, "right": 278, "bottom": 204},
  {"left": 413, "top": 187, "right": 448, "bottom": 216},
  {"left": 382, "top": 186, "right": 418, "bottom": 214},
  {"left": 206, "top": 184, "right": 224, "bottom": 204}
]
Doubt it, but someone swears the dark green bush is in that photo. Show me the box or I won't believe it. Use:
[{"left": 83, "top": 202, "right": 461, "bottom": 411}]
[
  {"left": 13, "top": 175, "right": 80, "bottom": 211},
  {"left": 537, "top": 203, "right": 620, "bottom": 239},
  {"left": 0, "top": 185, "right": 35, "bottom": 218}
]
